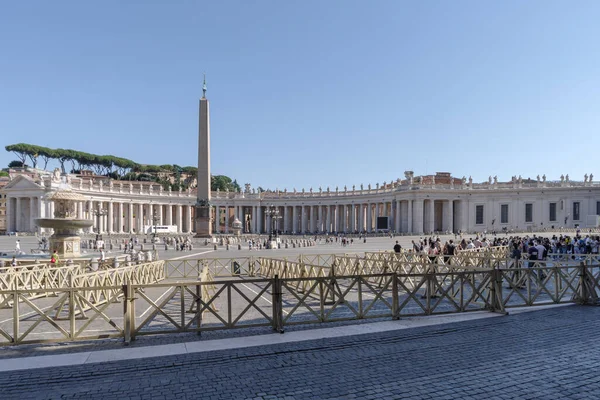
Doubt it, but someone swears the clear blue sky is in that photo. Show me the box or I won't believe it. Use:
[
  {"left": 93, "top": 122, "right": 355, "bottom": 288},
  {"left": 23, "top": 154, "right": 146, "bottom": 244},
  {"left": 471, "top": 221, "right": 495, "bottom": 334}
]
[{"left": 1, "top": 1, "right": 599, "bottom": 190}]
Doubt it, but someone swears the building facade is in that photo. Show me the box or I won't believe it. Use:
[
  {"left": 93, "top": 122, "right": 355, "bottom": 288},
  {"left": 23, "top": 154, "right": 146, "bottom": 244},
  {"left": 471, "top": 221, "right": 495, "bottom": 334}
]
[
  {"left": 1, "top": 170, "right": 599, "bottom": 236},
  {"left": 0, "top": 176, "right": 9, "bottom": 234}
]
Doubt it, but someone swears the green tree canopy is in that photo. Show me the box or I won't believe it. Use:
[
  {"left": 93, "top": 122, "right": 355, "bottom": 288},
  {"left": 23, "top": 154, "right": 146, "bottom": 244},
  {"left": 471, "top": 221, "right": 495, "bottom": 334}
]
[
  {"left": 5, "top": 144, "right": 32, "bottom": 165},
  {"left": 4, "top": 143, "right": 241, "bottom": 190},
  {"left": 8, "top": 160, "right": 25, "bottom": 168}
]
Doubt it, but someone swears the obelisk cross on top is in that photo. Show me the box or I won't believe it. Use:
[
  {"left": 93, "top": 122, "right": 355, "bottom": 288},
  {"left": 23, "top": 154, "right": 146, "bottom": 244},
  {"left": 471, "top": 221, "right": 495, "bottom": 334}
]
[{"left": 195, "top": 73, "right": 213, "bottom": 237}]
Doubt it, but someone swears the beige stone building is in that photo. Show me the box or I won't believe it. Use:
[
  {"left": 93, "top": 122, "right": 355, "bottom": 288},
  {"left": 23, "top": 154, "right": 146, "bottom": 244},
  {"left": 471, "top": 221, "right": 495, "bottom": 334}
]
[
  {"left": 2, "top": 168, "right": 600, "bottom": 236},
  {"left": 0, "top": 175, "right": 11, "bottom": 234}
]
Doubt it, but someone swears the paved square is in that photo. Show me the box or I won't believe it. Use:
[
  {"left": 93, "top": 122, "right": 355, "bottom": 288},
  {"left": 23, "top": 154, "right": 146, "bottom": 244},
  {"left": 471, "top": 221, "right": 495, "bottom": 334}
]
[{"left": 1, "top": 305, "right": 599, "bottom": 399}]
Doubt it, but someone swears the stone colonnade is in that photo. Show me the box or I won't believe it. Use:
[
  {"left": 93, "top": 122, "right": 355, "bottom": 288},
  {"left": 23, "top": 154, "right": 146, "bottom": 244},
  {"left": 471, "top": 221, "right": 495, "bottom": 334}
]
[
  {"left": 215, "top": 199, "right": 467, "bottom": 235},
  {"left": 81, "top": 201, "right": 195, "bottom": 235},
  {"left": 5, "top": 196, "right": 195, "bottom": 235}
]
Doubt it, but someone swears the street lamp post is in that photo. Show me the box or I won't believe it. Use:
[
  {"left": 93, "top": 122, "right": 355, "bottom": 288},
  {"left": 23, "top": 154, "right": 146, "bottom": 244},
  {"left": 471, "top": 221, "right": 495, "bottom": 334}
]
[
  {"left": 152, "top": 210, "right": 159, "bottom": 243},
  {"left": 91, "top": 205, "right": 108, "bottom": 237},
  {"left": 265, "top": 204, "right": 282, "bottom": 247},
  {"left": 90, "top": 204, "right": 107, "bottom": 250}
]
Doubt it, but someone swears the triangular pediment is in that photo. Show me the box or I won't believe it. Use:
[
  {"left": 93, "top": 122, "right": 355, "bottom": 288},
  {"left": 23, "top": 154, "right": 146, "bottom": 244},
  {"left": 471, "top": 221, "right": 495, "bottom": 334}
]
[{"left": 2, "top": 175, "right": 44, "bottom": 191}]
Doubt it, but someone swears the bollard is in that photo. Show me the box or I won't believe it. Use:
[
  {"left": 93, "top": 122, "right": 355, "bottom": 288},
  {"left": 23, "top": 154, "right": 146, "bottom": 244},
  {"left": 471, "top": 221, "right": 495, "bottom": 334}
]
[
  {"left": 141, "top": 244, "right": 145, "bottom": 251},
  {"left": 165, "top": 244, "right": 168, "bottom": 251},
  {"left": 214, "top": 244, "right": 218, "bottom": 250},
  {"left": 90, "top": 258, "right": 99, "bottom": 272},
  {"left": 285, "top": 243, "right": 288, "bottom": 249},
  {"left": 152, "top": 244, "right": 156, "bottom": 251},
  {"left": 113, "top": 258, "right": 120, "bottom": 268},
  {"left": 226, "top": 244, "right": 230, "bottom": 251},
  {"left": 238, "top": 244, "right": 241, "bottom": 250}
]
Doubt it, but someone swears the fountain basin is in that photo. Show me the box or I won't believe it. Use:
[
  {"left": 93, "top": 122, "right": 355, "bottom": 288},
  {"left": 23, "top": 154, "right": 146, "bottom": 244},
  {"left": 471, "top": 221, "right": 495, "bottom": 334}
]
[{"left": 36, "top": 218, "right": 94, "bottom": 230}]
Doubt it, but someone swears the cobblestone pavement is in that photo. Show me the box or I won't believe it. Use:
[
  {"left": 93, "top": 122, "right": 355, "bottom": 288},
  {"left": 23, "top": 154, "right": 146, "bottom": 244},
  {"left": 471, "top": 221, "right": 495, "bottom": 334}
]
[{"left": 2, "top": 305, "right": 600, "bottom": 400}]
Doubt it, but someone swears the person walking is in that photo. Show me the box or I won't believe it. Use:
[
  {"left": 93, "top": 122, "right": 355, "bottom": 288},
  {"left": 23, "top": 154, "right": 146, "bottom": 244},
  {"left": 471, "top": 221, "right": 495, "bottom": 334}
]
[
  {"left": 50, "top": 250, "right": 59, "bottom": 265},
  {"left": 393, "top": 241, "right": 402, "bottom": 253},
  {"left": 15, "top": 240, "right": 20, "bottom": 255}
]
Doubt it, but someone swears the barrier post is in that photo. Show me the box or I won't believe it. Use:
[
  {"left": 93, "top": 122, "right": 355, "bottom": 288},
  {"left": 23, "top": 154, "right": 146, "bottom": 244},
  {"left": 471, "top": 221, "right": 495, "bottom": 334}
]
[
  {"left": 392, "top": 273, "right": 399, "bottom": 320},
  {"left": 575, "top": 262, "right": 599, "bottom": 305},
  {"left": 12, "top": 279, "right": 19, "bottom": 344},
  {"left": 123, "top": 283, "right": 135, "bottom": 344},
  {"left": 69, "top": 275, "right": 75, "bottom": 339},
  {"left": 195, "top": 284, "right": 202, "bottom": 335},
  {"left": 488, "top": 268, "right": 506, "bottom": 314},
  {"left": 271, "top": 275, "right": 284, "bottom": 333}
]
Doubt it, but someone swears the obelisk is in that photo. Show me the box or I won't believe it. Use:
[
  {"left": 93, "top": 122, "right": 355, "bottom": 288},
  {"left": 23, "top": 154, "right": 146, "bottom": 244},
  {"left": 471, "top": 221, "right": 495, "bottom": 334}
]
[{"left": 195, "top": 74, "right": 212, "bottom": 237}]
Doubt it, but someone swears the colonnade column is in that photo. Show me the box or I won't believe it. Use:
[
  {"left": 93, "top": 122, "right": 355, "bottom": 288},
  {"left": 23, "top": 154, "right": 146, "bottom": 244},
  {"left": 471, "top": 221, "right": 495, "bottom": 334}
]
[
  {"left": 292, "top": 206, "right": 298, "bottom": 233},
  {"left": 413, "top": 200, "right": 424, "bottom": 234},
  {"left": 166, "top": 204, "right": 172, "bottom": 226},
  {"left": 281, "top": 206, "right": 287, "bottom": 233},
  {"left": 157, "top": 204, "right": 163, "bottom": 226},
  {"left": 448, "top": 200, "right": 454, "bottom": 233},
  {"left": 107, "top": 202, "right": 114, "bottom": 233},
  {"left": 317, "top": 205, "right": 323, "bottom": 233},
  {"left": 394, "top": 200, "right": 402, "bottom": 233},
  {"left": 348, "top": 204, "right": 355, "bottom": 233},
  {"left": 6, "top": 197, "right": 13, "bottom": 232},
  {"left": 428, "top": 199, "right": 435, "bottom": 233},
  {"left": 15, "top": 197, "right": 22, "bottom": 232},
  {"left": 116, "top": 203, "right": 122, "bottom": 233},
  {"left": 86, "top": 200, "right": 92, "bottom": 221},
  {"left": 461, "top": 200, "right": 468, "bottom": 232},
  {"left": 366, "top": 203, "right": 372, "bottom": 233},
  {"left": 138, "top": 203, "right": 144, "bottom": 234},
  {"left": 225, "top": 206, "right": 230, "bottom": 234},
  {"left": 28, "top": 197, "right": 36, "bottom": 233},
  {"left": 214, "top": 206, "right": 220, "bottom": 233},
  {"left": 257, "top": 206, "right": 263, "bottom": 233},
  {"left": 407, "top": 200, "right": 413, "bottom": 233},
  {"left": 176, "top": 205, "right": 182, "bottom": 233},
  {"left": 299, "top": 206, "right": 305, "bottom": 233},
  {"left": 187, "top": 205, "right": 193, "bottom": 233},
  {"left": 442, "top": 200, "right": 451, "bottom": 233},
  {"left": 346, "top": 204, "right": 351, "bottom": 232},
  {"left": 128, "top": 203, "right": 134, "bottom": 234}
]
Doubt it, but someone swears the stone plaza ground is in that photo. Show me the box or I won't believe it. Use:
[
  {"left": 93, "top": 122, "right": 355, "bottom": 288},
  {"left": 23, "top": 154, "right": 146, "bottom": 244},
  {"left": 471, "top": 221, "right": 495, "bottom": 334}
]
[
  {"left": 0, "top": 305, "right": 599, "bottom": 399},
  {"left": 0, "top": 232, "right": 598, "bottom": 399}
]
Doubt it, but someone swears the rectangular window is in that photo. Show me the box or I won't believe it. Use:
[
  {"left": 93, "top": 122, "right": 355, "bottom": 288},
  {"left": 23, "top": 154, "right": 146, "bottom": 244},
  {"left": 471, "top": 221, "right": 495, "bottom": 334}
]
[
  {"left": 475, "top": 205, "right": 484, "bottom": 225},
  {"left": 500, "top": 204, "right": 509, "bottom": 224},
  {"left": 549, "top": 203, "right": 557, "bottom": 222},
  {"left": 525, "top": 203, "right": 533, "bottom": 223},
  {"left": 573, "top": 202, "right": 580, "bottom": 221}
]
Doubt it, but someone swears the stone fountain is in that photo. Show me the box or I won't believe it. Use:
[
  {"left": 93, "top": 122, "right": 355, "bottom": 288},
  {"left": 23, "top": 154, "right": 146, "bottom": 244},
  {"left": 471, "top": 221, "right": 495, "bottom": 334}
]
[
  {"left": 231, "top": 217, "right": 243, "bottom": 237},
  {"left": 35, "top": 171, "right": 93, "bottom": 258}
]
